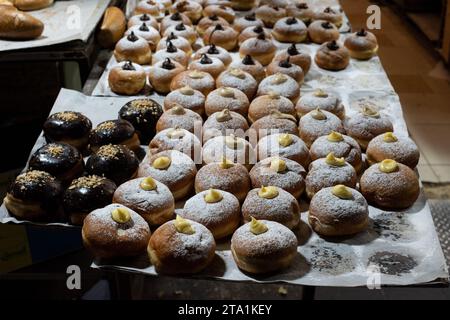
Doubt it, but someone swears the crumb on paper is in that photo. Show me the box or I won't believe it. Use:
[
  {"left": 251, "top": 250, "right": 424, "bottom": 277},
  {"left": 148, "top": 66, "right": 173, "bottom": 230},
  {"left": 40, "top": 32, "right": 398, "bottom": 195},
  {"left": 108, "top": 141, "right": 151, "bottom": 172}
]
[{"left": 278, "top": 286, "right": 288, "bottom": 296}]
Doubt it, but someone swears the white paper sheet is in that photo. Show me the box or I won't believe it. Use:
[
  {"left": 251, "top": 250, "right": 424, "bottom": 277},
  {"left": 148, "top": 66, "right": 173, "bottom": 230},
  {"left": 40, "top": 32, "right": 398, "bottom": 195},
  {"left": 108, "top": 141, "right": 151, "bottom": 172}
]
[{"left": 0, "top": 0, "right": 110, "bottom": 52}]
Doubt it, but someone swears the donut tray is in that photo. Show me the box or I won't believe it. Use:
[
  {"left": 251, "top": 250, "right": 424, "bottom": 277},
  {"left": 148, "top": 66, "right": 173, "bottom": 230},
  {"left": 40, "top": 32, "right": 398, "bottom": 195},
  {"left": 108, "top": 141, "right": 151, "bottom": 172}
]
[
  {"left": 0, "top": 0, "right": 111, "bottom": 52},
  {"left": 0, "top": 88, "right": 446, "bottom": 287}
]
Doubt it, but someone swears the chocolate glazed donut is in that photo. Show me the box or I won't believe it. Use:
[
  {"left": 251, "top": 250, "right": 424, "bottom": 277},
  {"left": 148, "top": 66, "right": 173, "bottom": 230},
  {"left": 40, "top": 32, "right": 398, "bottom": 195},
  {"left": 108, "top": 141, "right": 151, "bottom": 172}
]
[{"left": 89, "top": 119, "right": 141, "bottom": 154}]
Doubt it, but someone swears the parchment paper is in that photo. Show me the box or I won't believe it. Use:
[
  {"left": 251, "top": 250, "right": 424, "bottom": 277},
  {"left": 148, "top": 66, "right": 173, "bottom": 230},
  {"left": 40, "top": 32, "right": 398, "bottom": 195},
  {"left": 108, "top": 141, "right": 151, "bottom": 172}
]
[{"left": 0, "top": 0, "right": 110, "bottom": 52}]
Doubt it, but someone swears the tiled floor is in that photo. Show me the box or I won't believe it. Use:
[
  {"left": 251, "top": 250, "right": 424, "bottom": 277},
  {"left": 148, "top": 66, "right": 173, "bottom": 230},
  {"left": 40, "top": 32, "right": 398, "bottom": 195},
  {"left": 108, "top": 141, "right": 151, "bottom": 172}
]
[{"left": 341, "top": 0, "right": 450, "bottom": 183}]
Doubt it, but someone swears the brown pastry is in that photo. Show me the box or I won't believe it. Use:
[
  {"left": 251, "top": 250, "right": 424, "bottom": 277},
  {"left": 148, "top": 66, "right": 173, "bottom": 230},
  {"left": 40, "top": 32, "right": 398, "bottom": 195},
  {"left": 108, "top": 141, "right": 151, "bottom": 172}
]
[
  {"left": 82, "top": 204, "right": 151, "bottom": 258},
  {"left": 160, "top": 12, "right": 192, "bottom": 34},
  {"left": 256, "top": 73, "right": 301, "bottom": 103},
  {"left": 188, "top": 54, "right": 226, "bottom": 79},
  {"left": 128, "top": 13, "right": 159, "bottom": 30},
  {"left": 205, "top": 87, "right": 250, "bottom": 117},
  {"left": 202, "top": 109, "right": 249, "bottom": 142},
  {"left": 314, "top": 6, "right": 343, "bottom": 28},
  {"left": 298, "top": 108, "right": 345, "bottom": 147},
  {"left": 215, "top": 68, "right": 258, "bottom": 100},
  {"left": 157, "top": 32, "right": 193, "bottom": 55},
  {"left": 286, "top": 1, "right": 315, "bottom": 24},
  {"left": 135, "top": 0, "right": 162, "bottom": 17},
  {"left": 138, "top": 150, "right": 197, "bottom": 200},
  {"left": 238, "top": 25, "right": 272, "bottom": 44},
  {"left": 170, "top": 0, "right": 203, "bottom": 23},
  {"left": 239, "top": 33, "right": 276, "bottom": 66},
  {"left": 309, "top": 185, "right": 369, "bottom": 237},
  {"left": 113, "top": 176, "right": 175, "bottom": 226},
  {"left": 197, "top": 15, "right": 230, "bottom": 36},
  {"left": 192, "top": 44, "right": 232, "bottom": 66},
  {"left": 249, "top": 157, "right": 306, "bottom": 199},
  {"left": 248, "top": 92, "right": 296, "bottom": 123},
  {"left": 181, "top": 189, "right": 241, "bottom": 239},
  {"left": 233, "top": 12, "right": 264, "bottom": 32},
  {"left": 164, "top": 85, "right": 206, "bottom": 115},
  {"left": 315, "top": 40, "right": 349, "bottom": 71},
  {"left": 89, "top": 119, "right": 141, "bottom": 154},
  {"left": 250, "top": 112, "right": 298, "bottom": 140},
  {"left": 344, "top": 28, "right": 378, "bottom": 60},
  {"left": 310, "top": 131, "right": 363, "bottom": 173},
  {"left": 255, "top": 5, "right": 286, "bottom": 28},
  {"left": 272, "top": 16, "right": 307, "bottom": 43},
  {"left": 14, "top": 0, "right": 53, "bottom": 11},
  {"left": 203, "top": 4, "right": 235, "bottom": 24},
  {"left": 149, "top": 58, "right": 186, "bottom": 94},
  {"left": 296, "top": 89, "right": 345, "bottom": 119},
  {"left": 152, "top": 41, "right": 190, "bottom": 67},
  {"left": 229, "top": 55, "right": 266, "bottom": 83},
  {"left": 149, "top": 127, "right": 202, "bottom": 160},
  {"left": 156, "top": 105, "right": 203, "bottom": 133},
  {"left": 163, "top": 23, "right": 197, "bottom": 45},
  {"left": 308, "top": 20, "right": 340, "bottom": 44},
  {"left": 170, "top": 70, "right": 216, "bottom": 96},
  {"left": 114, "top": 32, "right": 152, "bottom": 65},
  {"left": 0, "top": 5, "right": 44, "bottom": 40},
  {"left": 305, "top": 153, "right": 357, "bottom": 199},
  {"left": 273, "top": 44, "right": 311, "bottom": 74},
  {"left": 97, "top": 6, "right": 127, "bottom": 49},
  {"left": 203, "top": 24, "right": 238, "bottom": 51},
  {"left": 360, "top": 159, "right": 420, "bottom": 209},
  {"left": 195, "top": 159, "right": 251, "bottom": 202},
  {"left": 366, "top": 132, "right": 420, "bottom": 169},
  {"left": 125, "top": 22, "right": 161, "bottom": 52},
  {"left": 266, "top": 57, "right": 305, "bottom": 84},
  {"left": 229, "top": 0, "right": 255, "bottom": 11},
  {"left": 108, "top": 61, "right": 146, "bottom": 96}
]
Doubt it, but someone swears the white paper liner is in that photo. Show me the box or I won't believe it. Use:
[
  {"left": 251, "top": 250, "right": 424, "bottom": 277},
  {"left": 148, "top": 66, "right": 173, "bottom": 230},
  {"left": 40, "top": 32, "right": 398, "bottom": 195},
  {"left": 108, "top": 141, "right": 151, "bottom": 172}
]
[{"left": 0, "top": 0, "right": 110, "bottom": 52}]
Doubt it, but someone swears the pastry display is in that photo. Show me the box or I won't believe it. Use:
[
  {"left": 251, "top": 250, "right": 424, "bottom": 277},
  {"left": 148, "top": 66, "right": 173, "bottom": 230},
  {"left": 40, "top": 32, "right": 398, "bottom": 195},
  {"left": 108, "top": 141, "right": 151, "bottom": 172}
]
[
  {"left": 266, "top": 58, "right": 305, "bottom": 84},
  {"left": 315, "top": 40, "right": 350, "bottom": 71},
  {"left": 149, "top": 127, "right": 201, "bottom": 159},
  {"left": 203, "top": 4, "right": 236, "bottom": 24},
  {"left": 286, "top": 1, "right": 315, "bottom": 24},
  {"left": 28, "top": 143, "right": 84, "bottom": 185},
  {"left": 249, "top": 156, "right": 306, "bottom": 199},
  {"left": 4, "top": 170, "right": 62, "bottom": 222},
  {"left": 215, "top": 69, "right": 258, "bottom": 100},
  {"left": 250, "top": 112, "right": 298, "bottom": 140},
  {"left": 309, "top": 185, "right": 369, "bottom": 237},
  {"left": 255, "top": 5, "right": 287, "bottom": 28},
  {"left": 239, "top": 33, "right": 277, "bottom": 66},
  {"left": 344, "top": 28, "right": 379, "bottom": 60},
  {"left": 163, "top": 23, "right": 197, "bottom": 46},
  {"left": 128, "top": 13, "right": 159, "bottom": 30},
  {"left": 305, "top": 153, "right": 358, "bottom": 199},
  {"left": 108, "top": 61, "right": 146, "bottom": 96},
  {"left": 238, "top": 25, "right": 272, "bottom": 44},
  {"left": 360, "top": 159, "right": 420, "bottom": 209},
  {"left": 181, "top": 189, "right": 241, "bottom": 239},
  {"left": 63, "top": 175, "right": 117, "bottom": 226},
  {"left": 125, "top": 22, "right": 161, "bottom": 52},
  {"left": 296, "top": 89, "right": 345, "bottom": 120},
  {"left": 308, "top": 20, "right": 340, "bottom": 44},
  {"left": 160, "top": 12, "right": 192, "bottom": 34},
  {"left": 256, "top": 73, "right": 300, "bottom": 103},
  {"left": 118, "top": 98, "right": 163, "bottom": 144},
  {"left": 97, "top": 6, "right": 127, "bottom": 49},
  {"left": 298, "top": 108, "right": 345, "bottom": 147},
  {"left": 170, "top": 0, "right": 203, "bottom": 23},
  {"left": 248, "top": 92, "right": 296, "bottom": 123},
  {"left": 170, "top": 70, "right": 216, "bottom": 96},
  {"left": 114, "top": 32, "right": 152, "bottom": 65},
  {"left": 195, "top": 159, "right": 251, "bottom": 202},
  {"left": 43, "top": 111, "right": 92, "bottom": 151},
  {"left": 229, "top": 55, "right": 265, "bottom": 83},
  {"left": 152, "top": 41, "right": 190, "bottom": 67},
  {"left": 202, "top": 109, "right": 249, "bottom": 142},
  {"left": 310, "top": 131, "right": 363, "bottom": 173},
  {"left": 164, "top": 85, "right": 206, "bottom": 115},
  {"left": 233, "top": 13, "right": 264, "bottom": 32},
  {"left": 0, "top": 6, "right": 44, "bottom": 40},
  {"left": 229, "top": 0, "right": 255, "bottom": 11},
  {"left": 86, "top": 144, "right": 139, "bottom": 185},
  {"left": 344, "top": 106, "right": 394, "bottom": 150},
  {"left": 138, "top": 150, "right": 197, "bottom": 200},
  {"left": 205, "top": 87, "right": 250, "bottom": 117},
  {"left": 113, "top": 176, "right": 175, "bottom": 226},
  {"left": 314, "top": 6, "right": 343, "bottom": 28},
  {"left": 135, "top": 0, "right": 162, "bottom": 17},
  {"left": 242, "top": 186, "right": 300, "bottom": 229},
  {"left": 202, "top": 135, "right": 257, "bottom": 170},
  {"left": 193, "top": 44, "right": 233, "bottom": 66},
  {"left": 82, "top": 204, "right": 151, "bottom": 258},
  {"left": 366, "top": 132, "right": 420, "bottom": 169},
  {"left": 89, "top": 119, "right": 141, "bottom": 154},
  {"left": 257, "top": 132, "right": 311, "bottom": 169},
  {"left": 148, "top": 216, "right": 216, "bottom": 274},
  {"left": 273, "top": 44, "right": 311, "bottom": 74},
  {"left": 156, "top": 105, "right": 203, "bottom": 133},
  {"left": 203, "top": 24, "right": 238, "bottom": 51},
  {"left": 272, "top": 17, "right": 307, "bottom": 43},
  {"left": 188, "top": 54, "right": 226, "bottom": 79},
  {"left": 149, "top": 58, "right": 186, "bottom": 94},
  {"left": 197, "top": 15, "right": 230, "bottom": 36},
  {"left": 231, "top": 218, "right": 298, "bottom": 274},
  {"left": 157, "top": 32, "right": 193, "bottom": 56}
]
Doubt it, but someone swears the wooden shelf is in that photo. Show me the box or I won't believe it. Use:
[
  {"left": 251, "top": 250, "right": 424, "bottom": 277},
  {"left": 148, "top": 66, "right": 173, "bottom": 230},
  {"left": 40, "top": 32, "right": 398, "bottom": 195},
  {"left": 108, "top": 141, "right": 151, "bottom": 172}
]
[{"left": 407, "top": 12, "right": 442, "bottom": 42}]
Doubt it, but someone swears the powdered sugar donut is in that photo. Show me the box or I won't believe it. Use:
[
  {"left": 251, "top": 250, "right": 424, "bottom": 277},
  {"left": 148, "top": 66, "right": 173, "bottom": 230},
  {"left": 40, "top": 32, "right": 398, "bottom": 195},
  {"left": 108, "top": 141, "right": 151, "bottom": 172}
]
[
  {"left": 296, "top": 89, "right": 345, "bottom": 120},
  {"left": 239, "top": 33, "right": 276, "bottom": 66},
  {"left": 152, "top": 41, "right": 190, "bottom": 67},
  {"left": 164, "top": 85, "right": 206, "bottom": 115},
  {"left": 257, "top": 73, "right": 300, "bottom": 103},
  {"left": 193, "top": 44, "right": 232, "bottom": 66},
  {"left": 202, "top": 109, "right": 249, "bottom": 142},
  {"left": 229, "top": 55, "right": 266, "bottom": 83},
  {"left": 257, "top": 133, "right": 310, "bottom": 168},
  {"left": 273, "top": 44, "right": 311, "bottom": 74},
  {"left": 125, "top": 23, "right": 161, "bottom": 51},
  {"left": 205, "top": 87, "right": 250, "bottom": 117},
  {"left": 299, "top": 108, "right": 345, "bottom": 147},
  {"left": 248, "top": 92, "right": 296, "bottom": 123},
  {"left": 170, "top": 70, "right": 216, "bottom": 96},
  {"left": 188, "top": 54, "right": 226, "bottom": 79},
  {"left": 149, "top": 127, "right": 201, "bottom": 160},
  {"left": 215, "top": 69, "right": 258, "bottom": 100},
  {"left": 156, "top": 105, "right": 203, "bottom": 133},
  {"left": 114, "top": 32, "right": 151, "bottom": 65},
  {"left": 250, "top": 113, "right": 299, "bottom": 140}
]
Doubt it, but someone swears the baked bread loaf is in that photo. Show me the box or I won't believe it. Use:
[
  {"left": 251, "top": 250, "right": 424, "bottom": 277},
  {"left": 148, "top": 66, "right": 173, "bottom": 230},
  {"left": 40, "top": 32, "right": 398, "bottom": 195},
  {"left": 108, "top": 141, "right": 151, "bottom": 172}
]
[
  {"left": 14, "top": 0, "right": 54, "bottom": 11},
  {"left": 97, "top": 6, "right": 126, "bottom": 49},
  {"left": 0, "top": 5, "right": 44, "bottom": 40}
]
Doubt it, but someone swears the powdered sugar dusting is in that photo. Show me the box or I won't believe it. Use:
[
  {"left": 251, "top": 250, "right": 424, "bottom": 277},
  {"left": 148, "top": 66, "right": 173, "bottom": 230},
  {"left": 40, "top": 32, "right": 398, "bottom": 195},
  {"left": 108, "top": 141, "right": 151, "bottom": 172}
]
[
  {"left": 257, "top": 74, "right": 300, "bottom": 100},
  {"left": 305, "top": 158, "right": 357, "bottom": 193},
  {"left": 310, "top": 134, "right": 361, "bottom": 165}
]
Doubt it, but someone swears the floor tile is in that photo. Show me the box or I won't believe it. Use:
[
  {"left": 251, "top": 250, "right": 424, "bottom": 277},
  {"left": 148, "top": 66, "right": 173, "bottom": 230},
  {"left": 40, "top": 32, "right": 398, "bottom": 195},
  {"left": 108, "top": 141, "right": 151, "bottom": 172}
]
[
  {"left": 388, "top": 75, "right": 434, "bottom": 93},
  {"left": 409, "top": 124, "right": 450, "bottom": 165},
  {"left": 400, "top": 93, "right": 450, "bottom": 125}
]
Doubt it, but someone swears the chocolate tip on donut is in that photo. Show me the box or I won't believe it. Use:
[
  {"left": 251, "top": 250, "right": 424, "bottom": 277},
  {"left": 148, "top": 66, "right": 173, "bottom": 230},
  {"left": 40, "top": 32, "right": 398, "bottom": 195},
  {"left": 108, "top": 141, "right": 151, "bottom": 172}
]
[
  {"left": 286, "top": 17, "right": 298, "bottom": 25},
  {"left": 257, "top": 32, "right": 266, "bottom": 40},
  {"left": 242, "top": 55, "right": 255, "bottom": 65},
  {"left": 127, "top": 31, "right": 139, "bottom": 42},
  {"left": 324, "top": 7, "right": 334, "bottom": 13},
  {"left": 207, "top": 44, "right": 219, "bottom": 54},
  {"left": 321, "top": 21, "right": 332, "bottom": 29},
  {"left": 162, "top": 58, "right": 175, "bottom": 70},
  {"left": 166, "top": 40, "right": 177, "bottom": 52},
  {"left": 167, "top": 32, "right": 177, "bottom": 40},
  {"left": 139, "top": 22, "right": 150, "bottom": 31},
  {"left": 245, "top": 13, "right": 256, "bottom": 21},
  {"left": 357, "top": 28, "right": 367, "bottom": 36},
  {"left": 171, "top": 12, "right": 181, "bottom": 20},
  {"left": 327, "top": 40, "right": 339, "bottom": 50},
  {"left": 209, "top": 15, "right": 219, "bottom": 21},
  {"left": 140, "top": 13, "right": 150, "bottom": 21},
  {"left": 297, "top": 3, "right": 308, "bottom": 9},
  {"left": 122, "top": 61, "right": 135, "bottom": 71},
  {"left": 287, "top": 43, "right": 299, "bottom": 55},
  {"left": 279, "top": 56, "right": 291, "bottom": 68},
  {"left": 253, "top": 25, "right": 263, "bottom": 33},
  {"left": 214, "top": 24, "right": 224, "bottom": 31},
  {"left": 175, "top": 23, "right": 186, "bottom": 31},
  {"left": 200, "top": 54, "right": 213, "bottom": 64}
]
